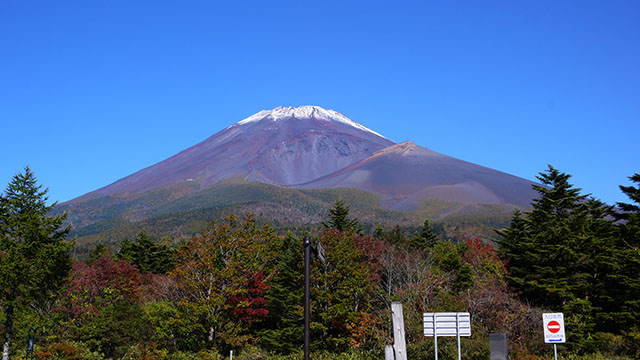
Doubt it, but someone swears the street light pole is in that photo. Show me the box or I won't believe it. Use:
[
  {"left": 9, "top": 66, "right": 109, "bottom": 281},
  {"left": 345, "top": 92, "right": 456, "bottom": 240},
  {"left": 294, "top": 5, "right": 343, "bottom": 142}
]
[{"left": 304, "top": 236, "right": 311, "bottom": 360}]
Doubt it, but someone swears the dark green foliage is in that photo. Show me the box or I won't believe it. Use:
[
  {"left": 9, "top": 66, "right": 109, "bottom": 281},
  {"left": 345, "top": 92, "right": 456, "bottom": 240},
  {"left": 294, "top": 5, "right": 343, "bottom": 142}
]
[
  {"left": 497, "top": 165, "right": 638, "bottom": 352},
  {"left": 372, "top": 223, "right": 386, "bottom": 241},
  {"left": 432, "top": 241, "right": 474, "bottom": 292},
  {"left": 498, "top": 166, "right": 592, "bottom": 306},
  {"left": 257, "top": 233, "right": 304, "bottom": 354},
  {"left": 0, "top": 167, "right": 73, "bottom": 357},
  {"left": 385, "top": 225, "right": 405, "bottom": 245},
  {"left": 411, "top": 219, "right": 439, "bottom": 249},
  {"left": 322, "top": 198, "right": 360, "bottom": 232},
  {"left": 88, "top": 242, "right": 112, "bottom": 263},
  {"left": 116, "top": 230, "right": 175, "bottom": 274},
  {"left": 612, "top": 174, "right": 640, "bottom": 331},
  {"left": 311, "top": 229, "right": 377, "bottom": 351}
]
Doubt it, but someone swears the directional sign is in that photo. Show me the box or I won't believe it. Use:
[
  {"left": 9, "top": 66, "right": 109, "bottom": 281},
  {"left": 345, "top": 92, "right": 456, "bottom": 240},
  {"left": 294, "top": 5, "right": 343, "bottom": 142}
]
[
  {"left": 543, "top": 313, "right": 566, "bottom": 343},
  {"left": 423, "top": 312, "right": 471, "bottom": 337}
]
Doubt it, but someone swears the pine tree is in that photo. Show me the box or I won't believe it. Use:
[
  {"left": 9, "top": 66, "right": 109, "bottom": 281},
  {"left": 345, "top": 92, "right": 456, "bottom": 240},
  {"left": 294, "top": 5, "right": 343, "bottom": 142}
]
[
  {"left": 322, "top": 198, "right": 359, "bottom": 233},
  {"left": 311, "top": 229, "right": 376, "bottom": 350},
  {"left": 613, "top": 173, "right": 640, "bottom": 330},
  {"left": 411, "top": 219, "right": 439, "bottom": 249},
  {"left": 116, "top": 230, "right": 175, "bottom": 274},
  {"left": 497, "top": 165, "right": 624, "bottom": 348},
  {"left": 89, "top": 242, "right": 112, "bottom": 263},
  {"left": 257, "top": 233, "right": 304, "bottom": 354},
  {"left": 500, "top": 165, "right": 591, "bottom": 307},
  {"left": 0, "top": 167, "right": 72, "bottom": 360}
]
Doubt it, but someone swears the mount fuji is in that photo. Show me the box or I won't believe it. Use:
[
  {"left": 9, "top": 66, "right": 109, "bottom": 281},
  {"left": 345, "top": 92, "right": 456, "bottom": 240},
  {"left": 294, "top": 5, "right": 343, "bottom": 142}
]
[
  {"left": 58, "top": 105, "right": 538, "bottom": 241},
  {"left": 75, "top": 106, "right": 393, "bottom": 201}
]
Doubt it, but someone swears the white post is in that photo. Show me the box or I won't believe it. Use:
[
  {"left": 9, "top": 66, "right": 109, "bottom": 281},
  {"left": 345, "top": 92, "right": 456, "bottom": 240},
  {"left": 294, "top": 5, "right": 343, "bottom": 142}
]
[
  {"left": 384, "top": 345, "right": 395, "bottom": 360},
  {"left": 391, "top": 302, "right": 407, "bottom": 360},
  {"left": 230, "top": 350, "right": 233, "bottom": 360},
  {"left": 457, "top": 312, "right": 461, "bottom": 360},
  {"left": 553, "top": 344, "right": 557, "bottom": 360},
  {"left": 434, "top": 313, "right": 438, "bottom": 360}
]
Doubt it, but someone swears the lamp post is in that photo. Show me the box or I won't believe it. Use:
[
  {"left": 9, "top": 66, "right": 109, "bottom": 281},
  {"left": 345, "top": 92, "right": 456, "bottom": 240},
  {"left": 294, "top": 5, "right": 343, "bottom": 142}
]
[
  {"left": 303, "top": 235, "right": 325, "bottom": 360},
  {"left": 304, "top": 236, "right": 311, "bottom": 360}
]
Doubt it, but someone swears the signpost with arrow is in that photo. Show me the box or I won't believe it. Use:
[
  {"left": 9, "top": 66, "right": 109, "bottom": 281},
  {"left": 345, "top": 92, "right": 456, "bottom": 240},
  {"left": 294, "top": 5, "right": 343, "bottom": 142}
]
[{"left": 543, "top": 313, "right": 566, "bottom": 360}]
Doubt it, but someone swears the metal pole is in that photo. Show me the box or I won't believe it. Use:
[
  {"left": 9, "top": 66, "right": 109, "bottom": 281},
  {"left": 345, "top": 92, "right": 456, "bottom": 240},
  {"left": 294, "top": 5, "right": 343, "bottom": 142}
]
[
  {"left": 230, "top": 350, "right": 233, "bottom": 360},
  {"left": 554, "top": 344, "right": 557, "bottom": 360},
  {"left": 457, "top": 313, "right": 461, "bottom": 360},
  {"left": 434, "top": 313, "right": 438, "bottom": 360},
  {"left": 304, "top": 236, "right": 311, "bottom": 360}
]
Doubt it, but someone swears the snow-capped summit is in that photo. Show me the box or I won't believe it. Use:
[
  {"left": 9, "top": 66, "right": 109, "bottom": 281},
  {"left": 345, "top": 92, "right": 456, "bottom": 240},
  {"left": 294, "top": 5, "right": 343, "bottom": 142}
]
[
  {"left": 236, "top": 105, "right": 386, "bottom": 139},
  {"left": 71, "top": 105, "right": 394, "bottom": 200}
]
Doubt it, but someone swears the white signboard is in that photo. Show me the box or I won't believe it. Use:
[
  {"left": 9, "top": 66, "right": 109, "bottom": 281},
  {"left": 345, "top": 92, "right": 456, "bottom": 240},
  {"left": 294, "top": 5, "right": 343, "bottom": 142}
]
[
  {"left": 543, "top": 313, "right": 566, "bottom": 343},
  {"left": 423, "top": 312, "right": 471, "bottom": 337}
]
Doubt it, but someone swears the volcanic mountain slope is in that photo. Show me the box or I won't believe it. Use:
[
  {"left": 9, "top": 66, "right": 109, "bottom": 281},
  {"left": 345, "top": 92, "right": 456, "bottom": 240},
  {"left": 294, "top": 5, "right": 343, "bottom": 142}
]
[
  {"left": 74, "top": 106, "right": 394, "bottom": 202},
  {"left": 58, "top": 105, "right": 539, "bottom": 241},
  {"left": 296, "top": 141, "right": 538, "bottom": 211}
]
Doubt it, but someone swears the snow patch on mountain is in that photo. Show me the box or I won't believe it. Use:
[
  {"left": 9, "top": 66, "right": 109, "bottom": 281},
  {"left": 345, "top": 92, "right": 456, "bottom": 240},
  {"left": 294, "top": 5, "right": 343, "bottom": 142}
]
[{"left": 235, "top": 106, "right": 387, "bottom": 139}]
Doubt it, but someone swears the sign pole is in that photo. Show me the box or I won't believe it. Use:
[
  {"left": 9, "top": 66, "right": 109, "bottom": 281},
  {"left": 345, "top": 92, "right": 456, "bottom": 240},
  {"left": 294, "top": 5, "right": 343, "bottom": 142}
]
[
  {"left": 434, "top": 313, "right": 438, "bottom": 360},
  {"left": 456, "top": 313, "right": 461, "bottom": 360},
  {"left": 543, "top": 312, "right": 566, "bottom": 360},
  {"left": 303, "top": 236, "right": 311, "bottom": 360}
]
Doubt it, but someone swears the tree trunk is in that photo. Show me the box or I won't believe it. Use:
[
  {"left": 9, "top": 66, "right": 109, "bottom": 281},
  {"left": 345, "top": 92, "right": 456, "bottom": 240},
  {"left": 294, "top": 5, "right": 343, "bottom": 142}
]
[{"left": 2, "top": 304, "right": 13, "bottom": 360}]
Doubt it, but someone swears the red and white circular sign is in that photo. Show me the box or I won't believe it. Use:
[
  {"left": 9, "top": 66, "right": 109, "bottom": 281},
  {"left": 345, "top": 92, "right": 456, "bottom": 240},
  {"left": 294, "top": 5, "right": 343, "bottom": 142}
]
[
  {"left": 547, "top": 320, "right": 561, "bottom": 333},
  {"left": 542, "top": 313, "right": 566, "bottom": 343}
]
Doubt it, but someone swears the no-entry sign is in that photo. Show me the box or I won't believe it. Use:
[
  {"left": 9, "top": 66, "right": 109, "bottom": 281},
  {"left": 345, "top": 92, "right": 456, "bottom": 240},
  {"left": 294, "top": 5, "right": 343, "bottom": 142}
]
[{"left": 543, "top": 313, "right": 566, "bottom": 343}]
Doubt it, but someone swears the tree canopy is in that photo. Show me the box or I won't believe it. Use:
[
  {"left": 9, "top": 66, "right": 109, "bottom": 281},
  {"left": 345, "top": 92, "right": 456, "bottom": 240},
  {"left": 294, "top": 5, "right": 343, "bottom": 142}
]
[{"left": 0, "top": 167, "right": 72, "bottom": 360}]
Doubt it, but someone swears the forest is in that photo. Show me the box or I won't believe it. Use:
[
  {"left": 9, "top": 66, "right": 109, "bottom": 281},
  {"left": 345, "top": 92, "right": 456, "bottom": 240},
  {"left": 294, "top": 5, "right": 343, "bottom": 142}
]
[{"left": 1, "top": 166, "right": 639, "bottom": 360}]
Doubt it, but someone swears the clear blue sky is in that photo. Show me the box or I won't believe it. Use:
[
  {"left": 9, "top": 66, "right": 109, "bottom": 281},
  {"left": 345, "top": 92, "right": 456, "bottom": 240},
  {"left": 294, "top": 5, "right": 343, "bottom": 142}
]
[{"left": 1, "top": 1, "right": 638, "bottom": 206}]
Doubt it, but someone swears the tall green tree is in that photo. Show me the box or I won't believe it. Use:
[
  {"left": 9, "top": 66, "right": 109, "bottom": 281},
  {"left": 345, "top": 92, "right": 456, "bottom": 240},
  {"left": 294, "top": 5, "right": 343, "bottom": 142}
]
[
  {"left": 497, "top": 165, "right": 622, "bottom": 349},
  {"left": 613, "top": 173, "right": 640, "bottom": 330},
  {"left": 322, "top": 199, "right": 360, "bottom": 233},
  {"left": 411, "top": 219, "right": 439, "bottom": 249},
  {"left": 497, "top": 166, "right": 591, "bottom": 306},
  {"left": 0, "top": 168, "right": 72, "bottom": 360},
  {"left": 257, "top": 232, "right": 304, "bottom": 354},
  {"left": 116, "top": 230, "right": 175, "bottom": 274},
  {"left": 311, "top": 229, "right": 377, "bottom": 350}
]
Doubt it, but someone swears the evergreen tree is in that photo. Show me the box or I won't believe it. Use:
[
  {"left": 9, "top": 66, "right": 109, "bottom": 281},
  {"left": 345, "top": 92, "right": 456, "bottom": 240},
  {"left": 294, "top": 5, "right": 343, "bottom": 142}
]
[
  {"left": 0, "top": 168, "right": 72, "bottom": 360},
  {"left": 411, "top": 219, "right": 439, "bottom": 249},
  {"left": 311, "top": 229, "right": 377, "bottom": 350},
  {"left": 613, "top": 173, "right": 640, "bottom": 330},
  {"left": 322, "top": 199, "right": 359, "bottom": 233},
  {"left": 497, "top": 165, "right": 624, "bottom": 348},
  {"left": 372, "top": 223, "right": 386, "bottom": 241},
  {"left": 257, "top": 233, "right": 303, "bottom": 354},
  {"left": 498, "top": 166, "right": 591, "bottom": 307},
  {"left": 116, "top": 230, "right": 175, "bottom": 274},
  {"left": 89, "top": 242, "right": 112, "bottom": 263},
  {"left": 385, "top": 225, "right": 405, "bottom": 246}
]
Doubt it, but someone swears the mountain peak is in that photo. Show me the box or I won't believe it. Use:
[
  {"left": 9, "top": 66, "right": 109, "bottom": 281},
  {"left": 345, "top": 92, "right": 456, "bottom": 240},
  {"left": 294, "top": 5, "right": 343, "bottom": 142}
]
[{"left": 235, "top": 105, "right": 386, "bottom": 139}]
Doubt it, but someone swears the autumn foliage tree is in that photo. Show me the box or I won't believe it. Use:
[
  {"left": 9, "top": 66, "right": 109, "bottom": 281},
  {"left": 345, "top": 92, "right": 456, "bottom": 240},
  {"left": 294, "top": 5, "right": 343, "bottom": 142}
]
[
  {"left": 53, "top": 257, "right": 144, "bottom": 358},
  {"left": 169, "top": 214, "right": 279, "bottom": 352}
]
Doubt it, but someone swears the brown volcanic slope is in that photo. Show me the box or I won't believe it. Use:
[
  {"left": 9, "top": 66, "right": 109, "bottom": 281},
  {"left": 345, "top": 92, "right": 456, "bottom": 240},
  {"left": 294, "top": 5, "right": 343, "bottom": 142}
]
[
  {"left": 70, "top": 106, "right": 394, "bottom": 203},
  {"left": 295, "top": 141, "right": 538, "bottom": 211}
]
